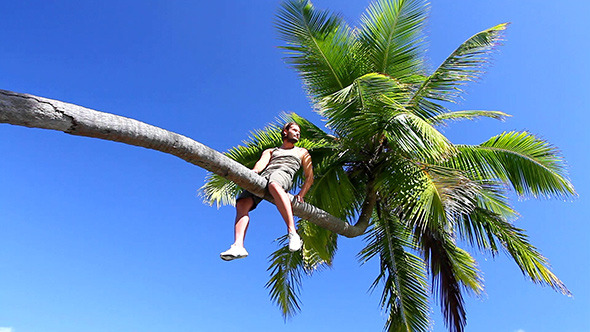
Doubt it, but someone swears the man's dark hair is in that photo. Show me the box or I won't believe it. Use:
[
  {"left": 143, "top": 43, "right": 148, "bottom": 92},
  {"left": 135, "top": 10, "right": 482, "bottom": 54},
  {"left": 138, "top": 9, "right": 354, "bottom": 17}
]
[{"left": 281, "top": 122, "right": 299, "bottom": 140}]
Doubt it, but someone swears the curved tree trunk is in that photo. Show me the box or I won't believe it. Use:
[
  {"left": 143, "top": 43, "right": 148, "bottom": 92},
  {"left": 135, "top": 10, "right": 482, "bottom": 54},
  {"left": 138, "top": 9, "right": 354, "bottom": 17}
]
[{"left": 0, "top": 89, "right": 370, "bottom": 237}]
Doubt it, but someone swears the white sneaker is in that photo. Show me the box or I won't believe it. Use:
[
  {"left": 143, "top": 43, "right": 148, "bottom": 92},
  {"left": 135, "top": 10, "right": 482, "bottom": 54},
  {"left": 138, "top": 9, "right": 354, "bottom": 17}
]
[
  {"left": 220, "top": 245, "right": 249, "bottom": 261},
  {"left": 288, "top": 232, "right": 303, "bottom": 252}
]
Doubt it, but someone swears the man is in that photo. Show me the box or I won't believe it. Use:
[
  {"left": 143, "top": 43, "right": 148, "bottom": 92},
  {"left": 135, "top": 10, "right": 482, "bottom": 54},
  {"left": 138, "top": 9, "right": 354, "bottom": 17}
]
[{"left": 220, "top": 122, "right": 314, "bottom": 261}]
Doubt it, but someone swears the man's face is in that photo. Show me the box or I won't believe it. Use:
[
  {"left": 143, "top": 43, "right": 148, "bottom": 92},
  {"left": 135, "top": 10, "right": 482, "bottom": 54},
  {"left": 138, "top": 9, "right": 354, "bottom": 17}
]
[{"left": 284, "top": 124, "right": 301, "bottom": 143}]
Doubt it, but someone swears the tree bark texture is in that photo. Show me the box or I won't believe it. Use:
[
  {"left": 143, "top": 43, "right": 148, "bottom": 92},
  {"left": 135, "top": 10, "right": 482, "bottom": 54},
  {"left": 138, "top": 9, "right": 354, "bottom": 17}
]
[{"left": 0, "top": 89, "right": 370, "bottom": 237}]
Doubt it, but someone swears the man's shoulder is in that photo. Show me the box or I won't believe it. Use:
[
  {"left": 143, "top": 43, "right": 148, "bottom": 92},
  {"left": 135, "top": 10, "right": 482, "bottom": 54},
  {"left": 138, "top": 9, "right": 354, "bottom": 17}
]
[
  {"left": 262, "top": 148, "right": 275, "bottom": 155},
  {"left": 297, "top": 147, "right": 310, "bottom": 157}
]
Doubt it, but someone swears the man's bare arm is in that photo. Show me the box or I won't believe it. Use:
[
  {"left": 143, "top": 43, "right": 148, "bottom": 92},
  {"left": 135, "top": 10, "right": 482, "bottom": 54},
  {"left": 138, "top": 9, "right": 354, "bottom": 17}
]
[
  {"left": 252, "top": 149, "right": 272, "bottom": 174},
  {"left": 295, "top": 149, "right": 314, "bottom": 203}
]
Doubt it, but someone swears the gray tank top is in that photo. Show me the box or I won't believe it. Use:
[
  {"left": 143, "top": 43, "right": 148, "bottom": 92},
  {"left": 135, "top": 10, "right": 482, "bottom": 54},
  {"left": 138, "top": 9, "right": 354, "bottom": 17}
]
[
  {"left": 262, "top": 147, "right": 302, "bottom": 176},
  {"left": 260, "top": 147, "right": 302, "bottom": 190}
]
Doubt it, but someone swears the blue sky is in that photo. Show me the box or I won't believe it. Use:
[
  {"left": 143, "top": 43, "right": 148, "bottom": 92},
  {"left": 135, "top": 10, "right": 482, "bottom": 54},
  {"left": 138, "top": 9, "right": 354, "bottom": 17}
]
[{"left": 1, "top": 1, "right": 588, "bottom": 331}]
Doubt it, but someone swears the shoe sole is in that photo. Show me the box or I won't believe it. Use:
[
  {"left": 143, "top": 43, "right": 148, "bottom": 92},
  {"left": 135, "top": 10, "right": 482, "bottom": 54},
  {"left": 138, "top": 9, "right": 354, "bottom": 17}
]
[{"left": 220, "top": 254, "right": 248, "bottom": 261}]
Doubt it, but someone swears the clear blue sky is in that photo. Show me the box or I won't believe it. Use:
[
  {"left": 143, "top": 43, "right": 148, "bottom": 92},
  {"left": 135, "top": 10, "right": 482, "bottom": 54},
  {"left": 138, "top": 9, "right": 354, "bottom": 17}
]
[{"left": 1, "top": 1, "right": 588, "bottom": 331}]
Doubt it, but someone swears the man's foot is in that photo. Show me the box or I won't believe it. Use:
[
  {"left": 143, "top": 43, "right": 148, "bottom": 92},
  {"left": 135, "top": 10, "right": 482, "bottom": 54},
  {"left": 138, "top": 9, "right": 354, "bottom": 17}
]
[
  {"left": 220, "top": 245, "right": 249, "bottom": 261},
  {"left": 288, "top": 232, "right": 303, "bottom": 252}
]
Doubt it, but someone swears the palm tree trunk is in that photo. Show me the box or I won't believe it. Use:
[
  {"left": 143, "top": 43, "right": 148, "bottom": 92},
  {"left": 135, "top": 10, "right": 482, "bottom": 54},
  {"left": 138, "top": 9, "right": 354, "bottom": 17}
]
[{"left": 0, "top": 89, "right": 370, "bottom": 237}]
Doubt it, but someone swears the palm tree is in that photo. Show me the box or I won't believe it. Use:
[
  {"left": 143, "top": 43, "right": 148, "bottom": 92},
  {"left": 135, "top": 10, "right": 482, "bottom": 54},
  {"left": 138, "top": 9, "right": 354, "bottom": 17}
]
[{"left": 201, "top": 0, "right": 576, "bottom": 331}]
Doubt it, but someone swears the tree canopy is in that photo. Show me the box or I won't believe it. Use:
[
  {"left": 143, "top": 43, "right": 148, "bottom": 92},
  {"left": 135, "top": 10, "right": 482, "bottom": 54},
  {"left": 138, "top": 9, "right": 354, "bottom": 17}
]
[{"left": 202, "top": 1, "right": 576, "bottom": 331}]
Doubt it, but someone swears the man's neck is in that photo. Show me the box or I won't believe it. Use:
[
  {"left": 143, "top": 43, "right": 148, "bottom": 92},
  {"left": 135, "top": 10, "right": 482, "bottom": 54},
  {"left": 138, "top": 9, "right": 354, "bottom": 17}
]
[{"left": 280, "top": 141, "right": 295, "bottom": 149}]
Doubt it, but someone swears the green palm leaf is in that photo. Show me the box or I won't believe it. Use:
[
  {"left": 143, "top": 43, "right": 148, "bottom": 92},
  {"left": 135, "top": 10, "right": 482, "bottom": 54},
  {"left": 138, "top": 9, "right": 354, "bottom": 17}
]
[
  {"left": 384, "top": 112, "right": 455, "bottom": 161},
  {"left": 448, "top": 131, "right": 576, "bottom": 198},
  {"left": 298, "top": 219, "right": 338, "bottom": 268},
  {"left": 475, "top": 182, "right": 518, "bottom": 218},
  {"left": 318, "top": 73, "right": 406, "bottom": 136},
  {"left": 428, "top": 110, "right": 510, "bottom": 126},
  {"left": 200, "top": 173, "right": 242, "bottom": 208},
  {"left": 266, "top": 241, "right": 305, "bottom": 318},
  {"left": 302, "top": 157, "right": 360, "bottom": 219},
  {"left": 467, "top": 208, "right": 570, "bottom": 295},
  {"left": 319, "top": 73, "right": 454, "bottom": 160},
  {"left": 420, "top": 228, "right": 483, "bottom": 332},
  {"left": 358, "top": 0, "right": 428, "bottom": 79},
  {"left": 378, "top": 160, "right": 483, "bottom": 332},
  {"left": 276, "top": 0, "right": 359, "bottom": 99},
  {"left": 456, "top": 184, "right": 517, "bottom": 253},
  {"left": 410, "top": 23, "right": 509, "bottom": 112},
  {"left": 266, "top": 222, "right": 338, "bottom": 318},
  {"left": 359, "top": 214, "right": 430, "bottom": 332}
]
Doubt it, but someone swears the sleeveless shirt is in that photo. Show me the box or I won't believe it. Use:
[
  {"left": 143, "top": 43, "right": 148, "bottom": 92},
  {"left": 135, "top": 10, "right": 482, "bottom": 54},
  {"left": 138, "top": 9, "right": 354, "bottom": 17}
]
[{"left": 259, "top": 147, "right": 302, "bottom": 191}]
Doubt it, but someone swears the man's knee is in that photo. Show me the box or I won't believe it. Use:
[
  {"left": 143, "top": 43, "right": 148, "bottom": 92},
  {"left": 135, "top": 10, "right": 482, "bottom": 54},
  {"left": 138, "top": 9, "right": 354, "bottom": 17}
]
[
  {"left": 236, "top": 198, "right": 254, "bottom": 213},
  {"left": 268, "top": 182, "right": 284, "bottom": 193}
]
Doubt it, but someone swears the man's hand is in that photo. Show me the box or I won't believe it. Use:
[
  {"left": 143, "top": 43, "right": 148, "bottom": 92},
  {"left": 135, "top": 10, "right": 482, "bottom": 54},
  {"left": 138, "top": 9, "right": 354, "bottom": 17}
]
[{"left": 294, "top": 194, "right": 304, "bottom": 203}]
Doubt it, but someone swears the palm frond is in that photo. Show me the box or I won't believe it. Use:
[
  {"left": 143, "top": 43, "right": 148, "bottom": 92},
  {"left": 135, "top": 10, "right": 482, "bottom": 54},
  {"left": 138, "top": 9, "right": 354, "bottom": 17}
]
[
  {"left": 200, "top": 173, "right": 242, "bottom": 208},
  {"left": 299, "top": 219, "right": 338, "bottom": 269},
  {"left": 318, "top": 72, "right": 407, "bottom": 138},
  {"left": 359, "top": 214, "right": 430, "bottom": 332},
  {"left": 385, "top": 112, "right": 455, "bottom": 161},
  {"left": 428, "top": 110, "right": 510, "bottom": 126},
  {"left": 425, "top": 165, "right": 482, "bottom": 219},
  {"left": 266, "top": 223, "right": 338, "bottom": 318},
  {"left": 358, "top": 0, "right": 429, "bottom": 80},
  {"left": 447, "top": 131, "right": 576, "bottom": 199},
  {"left": 469, "top": 208, "right": 571, "bottom": 295},
  {"left": 475, "top": 182, "right": 518, "bottom": 218},
  {"left": 410, "top": 23, "right": 509, "bottom": 108},
  {"left": 420, "top": 228, "right": 483, "bottom": 332},
  {"left": 266, "top": 239, "right": 305, "bottom": 318},
  {"left": 319, "top": 73, "right": 455, "bottom": 160},
  {"left": 384, "top": 160, "right": 483, "bottom": 331},
  {"left": 456, "top": 184, "right": 517, "bottom": 254},
  {"left": 276, "top": 0, "right": 359, "bottom": 99}
]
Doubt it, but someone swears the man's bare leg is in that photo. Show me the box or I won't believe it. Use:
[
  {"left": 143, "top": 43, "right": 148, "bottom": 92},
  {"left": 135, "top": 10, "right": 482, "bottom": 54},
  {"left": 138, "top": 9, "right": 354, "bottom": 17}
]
[
  {"left": 220, "top": 197, "right": 253, "bottom": 261},
  {"left": 268, "top": 182, "right": 296, "bottom": 233},
  {"left": 233, "top": 197, "right": 254, "bottom": 248},
  {"left": 268, "top": 182, "right": 302, "bottom": 251}
]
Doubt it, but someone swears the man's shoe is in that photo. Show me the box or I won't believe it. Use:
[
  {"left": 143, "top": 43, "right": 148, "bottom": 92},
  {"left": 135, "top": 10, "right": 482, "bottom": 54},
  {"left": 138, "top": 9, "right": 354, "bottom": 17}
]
[
  {"left": 288, "top": 232, "right": 303, "bottom": 252},
  {"left": 220, "top": 245, "right": 249, "bottom": 261}
]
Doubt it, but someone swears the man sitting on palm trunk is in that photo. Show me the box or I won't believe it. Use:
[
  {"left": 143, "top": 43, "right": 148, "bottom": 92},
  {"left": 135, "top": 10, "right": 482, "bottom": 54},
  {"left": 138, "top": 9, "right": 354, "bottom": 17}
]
[{"left": 220, "top": 122, "right": 314, "bottom": 261}]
